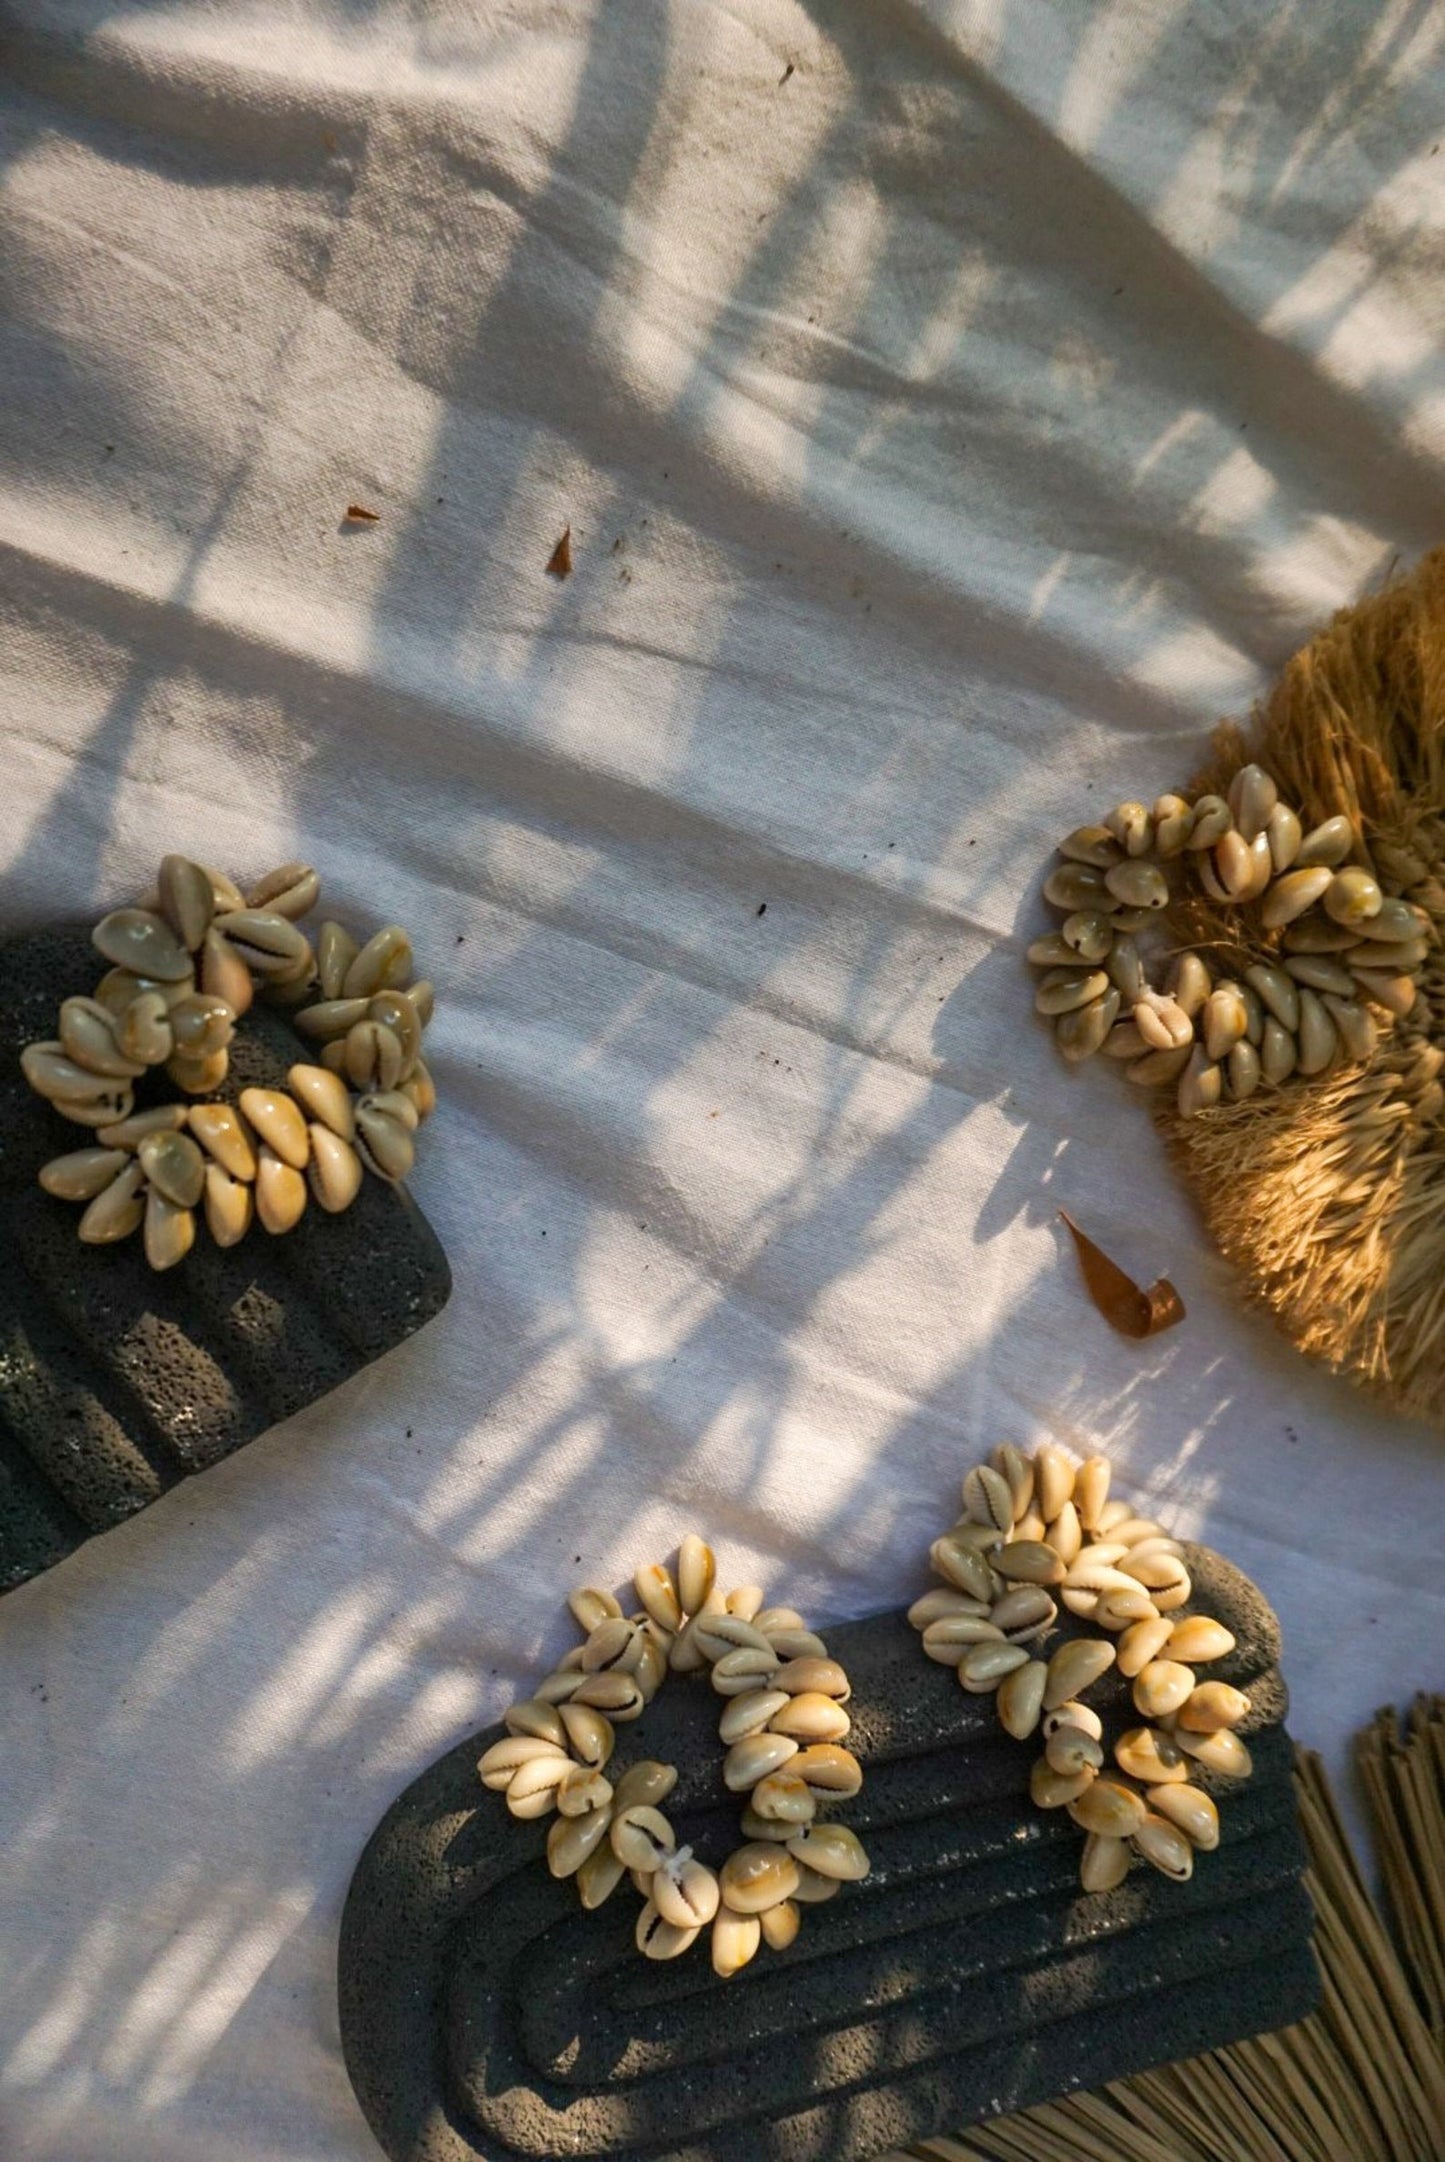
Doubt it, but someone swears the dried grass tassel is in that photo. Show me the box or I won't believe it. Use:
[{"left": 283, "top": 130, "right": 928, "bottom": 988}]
[
  {"left": 885, "top": 1707, "right": 1445, "bottom": 2162},
  {"left": 1155, "top": 549, "right": 1445, "bottom": 1423},
  {"left": 1358, "top": 1695, "right": 1445, "bottom": 2040}
]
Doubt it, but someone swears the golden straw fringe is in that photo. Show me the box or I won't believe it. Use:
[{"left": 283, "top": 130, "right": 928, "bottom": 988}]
[
  {"left": 1358, "top": 1695, "right": 1445, "bottom": 2040},
  {"left": 1154, "top": 547, "right": 1445, "bottom": 1425},
  {"left": 879, "top": 1717, "right": 1445, "bottom": 2162}
]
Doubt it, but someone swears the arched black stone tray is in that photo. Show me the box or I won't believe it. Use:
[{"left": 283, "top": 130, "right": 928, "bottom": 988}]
[
  {"left": 338, "top": 1545, "right": 1319, "bottom": 2162},
  {"left": 0, "top": 923, "right": 451, "bottom": 1594}
]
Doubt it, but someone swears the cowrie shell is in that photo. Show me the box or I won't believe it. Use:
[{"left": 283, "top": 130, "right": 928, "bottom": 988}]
[
  {"left": 1043, "top": 1638, "right": 1115, "bottom": 1709},
  {"left": 1031, "top": 1760, "right": 1094, "bottom": 1809},
  {"left": 929, "top": 1534, "right": 1000, "bottom": 1602},
  {"left": 256, "top": 1148, "right": 307, "bottom": 1234},
  {"left": 766, "top": 1693, "right": 850, "bottom": 1744},
  {"left": 1033, "top": 1445, "right": 1075, "bottom": 1522},
  {"left": 1174, "top": 1727, "right": 1252, "bottom": 1778},
  {"left": 245, "top": 862, "right": 320, "bottom": 920},
  {"left": 723, "top": 1733, "right": 798, "bottom": 1792},
  {"left": 994, "top": 1540, "right": 1065, "bottom": 1586},
  {"left": 960, "top": 1641, "right": 1030, "bottom": 1691},
  {"left": 478, "top": 1736, "right": 567, "bottom": 1788},
  {"left": 718, "top": 1690, "right": 789, "bottom": 1745},
  {"left": 922, "top": 1615, "right": 1005, "bottom": 1665},
  {"left": 138, "top": 1130, "right": 205, "bottom": 1209},
  {"left": 710, "top": 1647, "right": 781, "bottom": 1695},
  {"left": 1133, "top": 1811, "right": 1193, "bottom": 1881},
  {"left": 78, "top": 1160, "right": 146, "bottom": 1243},
  {"left": 503, "top": 1700, "right": 567, "bottom": 1746},
  {"left": 676, "top": 1534, "right": 715, "bottom": 1615},
  {"left": 568, "top": 1587, "right": 622, "bottom": 1632},
  {"left": 1116, "top": 1616, "right": 1173, "bottom": 1678},
  {"left": 610, "top": 1761, "right": 677, "bottom": 1812},
  {"left": 1069, "top": 1541, "right": 1128, "bottom": 1571},
  {"left": 774, "top": 1658, "right": 849, "bottom": 1701},
  {"left": 547, "top": 1805, "right": 611, "bottom": 1874},
  {"left": 239, "top": 1089, "right": 309, "bottom": 1170},
  {"left": 907, "top": 1588, "right": 990, "bottom": 1630},
  {"left": 1080, "top": 1832, "right": 1130, "bottom": 1891},
  {"left": 1068, "top": 1778, "right": 1147, "bottom": 1840},
  {"left": 1115, "top": 1726, "right": 1188, "bottom": 1785},
  {"left": 653, "top": 1856, "right": 720, "bottom": 1929},
  {"left": 1095, "top": 1586, "right": 1159, "bottom": 1631},
  {"left": 635, "top": 1902, "right": 696, "bottom": 1971},
  {"left": 214, "top": 909, "right": 311, "bottom": 977},
  {"left": 1063, "top": 1560, "right": 1138, "bottom": 1595},
  {"left": 1165, "top": 1617, "right": 1236, "bottom": 1664},
  {"left": 93, "top": 907, "right": 192, "bottom": 981},
  {"left": 58, "top": 997, "right": 146, "bottom": 1079},
  {"left": 990, "top": 1443, "right": 1034, "bottom": 1519},
  {"left": 634, "top": 1563, "right": 683, "bottom": 1634},
  {"left": 576, "top": 1841, "right": 625, "bottom": 1911},
  {"left": 760, "top": 1899, "right": 800, "bottom": 1950},
  {"left": 158, "top": 856, "right": 216, "bottom": 949},
  {"left": 609, "top": 1805, "right": 675, "bottom": 1872},
  {"left": 747, "top": 1770, "right": 814, "bottom": 1823},
  {"left": 558, "top": 1703, "right": 615, "bottom": 1770},
  {"left": 1045, "top": 1725, "right": 1104, "bottom": 1777},
  {"left": 961, "top": 1464, "right": 1014, "bottom": 1534},
  {"left": 711, "top": 1907, "right": 761, "bottom": 1976},
  {"left": 784, "top": 1824, "right": 869, "bottom": 1881},
  {"left": 792, "top": 1744, "right": 862, "bottom": 1796},
  {"left": 308, "top": 1127, "right": 364, "bottom": 1214},
  {"left": 188, "top": 1103, "right": 258, "bottom": 1181},
  {"left": 1147, "top": 1782, "right": 1220, "bottom": 1850},
  {"left": 143, "top": 1189, "right": 195, "bottom": 1271},
  {"left": 1041, "top": 1699, "right": 1102, "bottom": 1742},
  {"left": 343, "top": 925, "right": 413, "bottom": 1000},
  {"left": 1177, "top": 1681, "right": 1251, "bottom": 1734},
  {"left": 39, "top": 1148, "right": 128, "bottom": 1202},
  {"left": 996, "top": 1659, "right": 1047, "bottom": 1740}
]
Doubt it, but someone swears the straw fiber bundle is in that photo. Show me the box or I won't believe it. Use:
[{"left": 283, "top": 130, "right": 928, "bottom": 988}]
[
  {"left": 1154, "top": 549, "right": 1445, "bottom": 1422},
  {"left": 886, "top": 1699, "right": 1445, "bottom": 2162}
]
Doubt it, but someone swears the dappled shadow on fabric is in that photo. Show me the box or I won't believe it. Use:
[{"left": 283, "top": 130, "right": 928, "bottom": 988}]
[{"left": 2, "top": 0, "right": 1445, "bottom": 2145}]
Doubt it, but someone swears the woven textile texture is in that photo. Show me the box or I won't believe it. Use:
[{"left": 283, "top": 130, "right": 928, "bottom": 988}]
[{"left": 1, "top": 3, "right": 1442, "bottom": 2156}]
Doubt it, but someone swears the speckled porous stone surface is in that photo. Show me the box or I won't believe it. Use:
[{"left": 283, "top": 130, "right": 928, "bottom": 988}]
[
  {"left": 338, "top": 1546, "right": 1319, "bottom": 2162},
  {"left": 0, "top": 922, "right": 451, "bottom": 1595}
]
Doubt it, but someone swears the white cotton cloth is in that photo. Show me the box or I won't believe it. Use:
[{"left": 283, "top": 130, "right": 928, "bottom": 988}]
[{"left": 2, "top": 3, "right": 1443, "bottom": 2155}]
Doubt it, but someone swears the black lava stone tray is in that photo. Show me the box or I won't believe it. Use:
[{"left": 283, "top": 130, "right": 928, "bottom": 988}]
[
  {"left": 338, "top": 1545, "right": 1319, "bottom": 2162},
  {"left": 0, "top": 922, "right": 451, "bottom": 1596}
]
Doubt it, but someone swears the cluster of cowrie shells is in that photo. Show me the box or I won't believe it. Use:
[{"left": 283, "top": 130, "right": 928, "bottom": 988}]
[
  {"left": 911, "top": 1444, "right": 1252, "bottom": 1892},
  {"left": 1032, "top": 765, "right": 1435, "bottom": 1114},
  {"left": 478, "top": 1535, "right": 871, "bottom": 1976},
  {"left": 23, "top": 855, "right": 436, "bottom": 1268}
]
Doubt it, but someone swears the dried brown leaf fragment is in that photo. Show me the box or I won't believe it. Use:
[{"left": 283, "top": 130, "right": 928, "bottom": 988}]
[{"left": 1059, "top": 1210, "right": 1184, "bottom": 1338}]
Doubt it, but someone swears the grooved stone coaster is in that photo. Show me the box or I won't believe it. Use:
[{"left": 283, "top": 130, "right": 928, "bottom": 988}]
[
  {"left": 339, "top": 1546, "right": 1319, "bottom": 2162},
  {"left": 0, "top": 923, "right": 451, "bottom": 1596}
]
